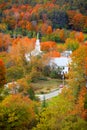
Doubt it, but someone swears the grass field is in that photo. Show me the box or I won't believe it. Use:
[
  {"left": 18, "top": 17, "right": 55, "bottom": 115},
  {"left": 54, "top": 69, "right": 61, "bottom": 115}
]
[
  {"left": 32, "top": 78, "right": 66, "bottom": 94},
  {"left": 84, "top": 33, "right": 87, "bottom": 40}
]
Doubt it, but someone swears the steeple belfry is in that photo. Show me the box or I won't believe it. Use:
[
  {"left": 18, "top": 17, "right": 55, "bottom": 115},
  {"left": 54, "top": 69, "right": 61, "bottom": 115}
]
[
  {"left": 37, "top": 32, "right": 39, "bottom": 39},
  {"left": 35, "top": 34, "right": 41, "bottom": 52}
]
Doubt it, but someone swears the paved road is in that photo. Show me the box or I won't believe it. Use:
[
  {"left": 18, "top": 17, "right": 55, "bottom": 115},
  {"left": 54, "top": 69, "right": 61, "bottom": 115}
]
[
  {"left": 5, "top": 82, "right": 63, "bottom": 101},
  {"left": 36, "top": 88, "right": 63, "bottom": 101}
]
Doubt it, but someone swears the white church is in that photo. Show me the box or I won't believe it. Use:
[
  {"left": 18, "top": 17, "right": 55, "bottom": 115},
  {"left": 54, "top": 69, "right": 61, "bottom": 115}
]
[
  {"left": 25, "top": 34, "right": 71, "bottom": 74},
  {"left": 25, "top": 35, "right": 42, "bottom": 61}
]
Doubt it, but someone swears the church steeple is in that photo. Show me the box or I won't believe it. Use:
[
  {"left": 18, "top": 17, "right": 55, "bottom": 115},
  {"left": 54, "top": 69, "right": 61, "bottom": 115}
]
[
  {"left": 25, "top": 33, "right": 42, "bottom": 61},
  {"left": 37, "top": 32, "right": 39, "bottom": 39},
  {"left": 35, "top": 33, "right": 41, "bottom": 52}
]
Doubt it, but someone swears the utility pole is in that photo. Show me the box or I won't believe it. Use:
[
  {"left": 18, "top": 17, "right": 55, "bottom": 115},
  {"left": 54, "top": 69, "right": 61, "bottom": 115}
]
[
  {"left": 42, "top": 95, "right": 47, "bottom": 108},
  {"left": 62, "top": 72, "right": 65, "bottom": 86}
]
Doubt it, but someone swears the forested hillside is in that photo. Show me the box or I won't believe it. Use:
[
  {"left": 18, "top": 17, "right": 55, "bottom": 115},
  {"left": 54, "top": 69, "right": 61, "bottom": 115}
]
[{"left": 0, "top": 0, "right": 87, "bottom": 38}]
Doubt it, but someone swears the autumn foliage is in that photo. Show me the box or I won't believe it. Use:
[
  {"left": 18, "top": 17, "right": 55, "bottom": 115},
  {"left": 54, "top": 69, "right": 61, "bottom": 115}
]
[
  {"left": 41, "top": 41, "right": 57, "bottom": 51},
  {"left": 10, "top": 37, "right": 36, "bottom": 64},
  {"left": 0, "top": 33, "right": 11, "bottom": 51},
  {"left": 46, "top": 50, "right": 60, "bottom": 58},
  {"left": 71, "top": 87, "right": 87, "bottom": 120},
  {"left": 75, "top": 32, "right": 84, "bottom": 42},
  {"left": 0, "top": 59, "right": 6, "bottom": 87},
  {"left": 0, "top": 94, "right": 36, "bottom": 129},
  {"left": 67, "top": 10, "right": 87, "bottom": 31},
  {"left": 65, "top": 38, "right": 79, "bottom": 51}
]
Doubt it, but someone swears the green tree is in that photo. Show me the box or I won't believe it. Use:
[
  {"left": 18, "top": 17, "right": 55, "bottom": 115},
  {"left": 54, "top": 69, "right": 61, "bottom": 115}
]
[
  {"left": 61, "top": 115, "right": 87, "bottom": 130},
  {"left": 33, "top": 88, "right": 74, "bottom": 130},
  {"left": 48, "top": 9, "right": 68, "bottom": 29},
  {"left": 0, "top": 94, "right": 36, "bottom": 130},
  {"left": 6, "top": 66, "right": 24, "bottom": 82},
  {"left": 33, "top": 86, "right": 87, "bottom": 130},
  {"left": 65, "top": 38, "right": 79, "bottom": 51}
]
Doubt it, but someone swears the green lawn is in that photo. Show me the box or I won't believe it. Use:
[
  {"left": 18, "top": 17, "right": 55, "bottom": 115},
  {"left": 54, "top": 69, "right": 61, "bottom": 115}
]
[
  {"left": 32, "top": 78, "right": 66, "bottom": 94},
  {"left": 84, "top": 33, "right": 87, "bottom": 40}
]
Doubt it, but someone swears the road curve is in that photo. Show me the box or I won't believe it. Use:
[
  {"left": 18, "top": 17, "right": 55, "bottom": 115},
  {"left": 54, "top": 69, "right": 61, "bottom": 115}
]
[{"left": 36, "top": 88, "right": 63, "bottom": 101}]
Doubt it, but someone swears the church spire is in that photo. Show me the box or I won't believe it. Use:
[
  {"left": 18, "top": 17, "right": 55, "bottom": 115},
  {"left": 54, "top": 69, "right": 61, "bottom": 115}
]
[{"left": 37, "top": 32, "right": 39, "bottom": 39}]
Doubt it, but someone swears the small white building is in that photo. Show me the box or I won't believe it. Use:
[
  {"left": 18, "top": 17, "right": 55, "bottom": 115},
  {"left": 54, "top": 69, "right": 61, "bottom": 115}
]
[{"left": 61, "top": 50, "right": 72, "bottom": 57}]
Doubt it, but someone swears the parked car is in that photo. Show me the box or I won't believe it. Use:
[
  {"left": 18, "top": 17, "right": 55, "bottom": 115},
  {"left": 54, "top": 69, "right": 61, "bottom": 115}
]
[{"left": 59, "top": 84, "right": 64, "bottom": 88}]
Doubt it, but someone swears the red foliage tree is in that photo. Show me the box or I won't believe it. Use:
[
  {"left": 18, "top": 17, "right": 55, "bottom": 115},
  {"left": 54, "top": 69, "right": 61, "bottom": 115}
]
[
  {"left": 0, "top": 59, "right": 6, "bottom": 87},
  {"left": 67, "top": 11, "right": 86, "bottom": 31}
]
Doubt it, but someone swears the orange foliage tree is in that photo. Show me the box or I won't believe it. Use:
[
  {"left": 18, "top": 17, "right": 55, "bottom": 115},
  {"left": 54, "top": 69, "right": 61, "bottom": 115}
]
[
  {"left": 10, "top": 37, "right": 36, "bottom": 76},
  {"left": 59, "top": 29, "right": 65, "bottom": 42},
  {"left": 0, "top": 33, "right": 11, "bottom": 51},
  {"left": 18, "top": 20, "right": 32, "bottom": 31},
  {"left": 41, "top": 23, "right": 48, "bottom": 35},
  {"left": 68, "top": 46, "right": 87, "bottom": 98},
  {"left": 67, "top": 11, "right": 86, "bottom": 31},
  {"left": 72, "top": 13, "right": 85, "bottom": 31},
  {"left": 46, "top": 26, "right": 52, "bottom": 34},
  {"left": 71, "top": 86, "right": 87, "bottom": 120},
  {"left": 46, "top": 50, "right": 60, "bottom": 58},
  {"left": 12, "top": 37, "right": 35, "bottom": 55},
  {"left": 41, "top": 41, "right": 57, "bottom": 51},
  {"left": 75, "top": 32, "right": 84, "bottom": 43}
]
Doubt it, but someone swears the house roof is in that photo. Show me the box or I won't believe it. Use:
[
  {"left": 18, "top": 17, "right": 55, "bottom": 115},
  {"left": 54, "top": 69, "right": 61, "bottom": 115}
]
[{"left": 49, "top": 57, "right": 71, "bottom": 67}]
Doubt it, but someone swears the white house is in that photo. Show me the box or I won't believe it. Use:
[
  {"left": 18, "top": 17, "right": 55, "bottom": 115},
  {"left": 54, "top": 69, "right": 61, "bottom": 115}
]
[{"left": 49, "top": 57, "right": 71, "bottom": 74}]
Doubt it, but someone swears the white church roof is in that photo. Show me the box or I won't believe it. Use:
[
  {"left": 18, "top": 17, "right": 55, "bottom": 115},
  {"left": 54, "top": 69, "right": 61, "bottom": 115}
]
[
  {"left": 50, "top": 57, "right": 71, "bottom": 67},
  {"left": 49, "top": 57, "right": 71, "bottom": 74}
]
